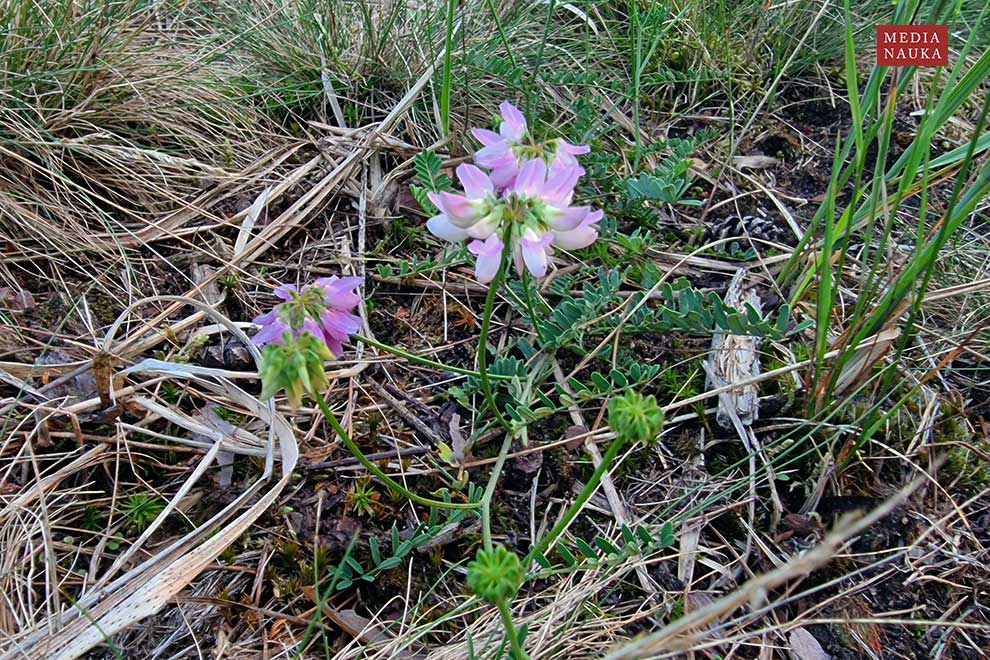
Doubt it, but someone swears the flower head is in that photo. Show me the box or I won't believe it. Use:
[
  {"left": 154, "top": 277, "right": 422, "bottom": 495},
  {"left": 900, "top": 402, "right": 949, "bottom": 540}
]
[
  {"left": 252, "top": 276, "right": 362, "bottom": 406},
  {"left": 427, "top": 157, "right": 602, "bottom": 283},
  {"left": 466, "top": 545, "right": 524, "bottom": 603},
  {"left": 425, "top": 164, "right": 501, "bottom": 243},
  {"left": 424, "top": 102, "right": 600, "bottom": 284},
  {"left": 608, "top": 391, "right": 665, "bottom": 446},
  {"left": 252, "top": 276, "right": 362, "bottom": 354},
  {"left": 471, "top": 102, "right": 590, "bottom": 189}
]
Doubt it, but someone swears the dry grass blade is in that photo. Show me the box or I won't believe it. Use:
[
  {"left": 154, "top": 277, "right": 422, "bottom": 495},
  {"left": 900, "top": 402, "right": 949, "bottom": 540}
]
[{"left": 602, "top": 475, "right": 926, "bottom": 659}]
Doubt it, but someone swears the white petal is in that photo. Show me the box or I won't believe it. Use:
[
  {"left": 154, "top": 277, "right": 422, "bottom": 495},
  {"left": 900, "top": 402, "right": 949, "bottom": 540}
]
[
  {"left": 519, "top": 238, "right": 549, "bottom": 277},
  {"left": 552, "top": 227, "right": 598, "bottom": 249},
  {"left": 427, "top": 214, "right": 470, "bottom": 241}
]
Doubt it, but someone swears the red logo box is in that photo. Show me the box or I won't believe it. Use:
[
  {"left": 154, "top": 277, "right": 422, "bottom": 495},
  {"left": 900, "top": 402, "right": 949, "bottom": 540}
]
[{"left": 877, "top": 25, "right": 949, "bottom": 66}]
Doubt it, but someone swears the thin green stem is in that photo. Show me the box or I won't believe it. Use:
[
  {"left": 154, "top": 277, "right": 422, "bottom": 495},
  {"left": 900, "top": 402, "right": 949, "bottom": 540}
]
[
  {"left": 496, "top": 599, "right": 529, "bottom": 660},
  {"left": 314, "top": 392, "right": 477, "bottom": 510},
  {"left": 630, "top": 0, "right": 642, "bottom": 171},
  {"left": 526, "top": 0, "right": 556, "bottom": 122},
  {"left": 524, "top": 434, "right": 628, "bottom": 564},
  {"left": 481, "top": 433, "right": 513, "bottom": 552},
  {"left": 353, "top": 334, "right": 512, "bottom": 381},
  {"left": 519, "top": 270, "right": 547, "bottom": 345},
  {"left": 293, "top": 536, "right": 357, "bottom": 659},
  {"left": 439, "top": 0, "right": 457, "bottom": 136},
  {"left": 483, "top": 0, "right": 516, "bottom": 68},
  {"left": 478, "top": 245, "right": 513, "bottom": 432}
]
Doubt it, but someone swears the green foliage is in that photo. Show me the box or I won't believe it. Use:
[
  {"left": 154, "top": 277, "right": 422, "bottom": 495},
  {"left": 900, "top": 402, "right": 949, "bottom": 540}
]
[
  {"left": 214, "top": 406, "right": 246, "bottom": 425},
  {"left": 608, "top": 276, "right": 805, "bottom": 338},
  {"left": 120, "top": 494, "right": 166, "bottom": 533},
  {"left": 464, "top": 51, "right": 527, "bottom": 87},
  {"left": 540, "top": 268, "right": 625, "bottom": 349},
  {"left": 608, "top": 391, "right": 665, "bottom": 446},
  {"left": 534, "top": 522, "right": 676, "bottom": 572},
  {"left": 626, "top": 137, "right": 714, "bottom": 204},
  {"left": 538, "top": 268, "right": 803, "bottom": 351},
  {"left": 330, "top": 485, "right": 482, "bottom": 591},
  {"left": 81, "top": 507, "right": 106, "bottom": 532},
  {"left": 410, "top": 150, "right": 453, "bottom": 214},
  {"left": 346, "top": 477, "right": 379, "bottom": 518},
  {"left": 627, "top": 163, "right": 699, "bottom": 205},
  {"left": 374, "top": 247, "right": 467, "bottom": 280},
  {"left": 467, "top": 545, "right": 525, "bottom": 603},
  {"left": 556, "top": 359, "right": 662, "bottom": 408}
]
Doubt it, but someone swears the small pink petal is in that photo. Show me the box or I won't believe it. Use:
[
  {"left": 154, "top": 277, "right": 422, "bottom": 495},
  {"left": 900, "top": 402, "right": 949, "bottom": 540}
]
[
  {"left": 552, "top": 227, "right": 598, "bottom": 250},
  {"left": 512, "top": 246, "right": 525, "bottom": 277},
  {"left": 468, "top": 235, "right": 504, "bottom": 284},
  {"left": 519, "top": 232, "right": 551, "bottom": 278},
  {"left": 549, "top": 158, "right": 585, "bottom": 180},
  {"left": 456, "top": 163, "right": 494, "bottom": 199},
  {"left": 556, "top": 141, "right": 590, "bottom": 167},
  {"left": 475, "top": 144, "right": 515, "bottom": 170},
  {"left": 552, "top": 210, "right": 603, "bottom": 250},
  {"left": 547, "top": 206, "right": 589, "bottom": 231},
  {"left": 321, "top": 309, "right": 362, "bottom": 342},
  {"left": 513, "top": 159, "right": 546, "bottom": 198},
  {"left": 489, "top": 165, "right": 518, "bottom": 190},
  {"left": 324, "top": 336, "right": 345, "bottom": 358},
  {"left": 464, "top": 213, "right": 499, "bottom": 240},
  {"left": 498, "top": 102, "right": 527, "bottom": 142},
  {"left": 274, "top": 284, "right": 298, "bottom": 301},
  {"left": 252, "top": 317, "right": 290, "bottom": 346},
  {"left": 302, "top": 318, "right": 326, "bottom": 342},
  {"left": 316, "top": 276, "right": 362, "bottom": 310},
  {"left": 542, "top": 165, "right": 581, "bottom": 206},
  {"left": 434, "top": 191, "right": 478, "bottom": 224},
  {"left": 471, "top": 128, "right": 505, "bottom": 147},
  {"left": 252, "top": 309, "right": 279, "bottom": 325}
]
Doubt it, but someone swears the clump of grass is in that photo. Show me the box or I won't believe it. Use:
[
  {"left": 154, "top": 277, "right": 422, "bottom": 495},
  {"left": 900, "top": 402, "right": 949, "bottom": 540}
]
[
  {"left": 120, "top": 493, "right": 167, "bottom": 533},
  {"left": 0, "top": 0, "right": 276, "bottom": 257}
]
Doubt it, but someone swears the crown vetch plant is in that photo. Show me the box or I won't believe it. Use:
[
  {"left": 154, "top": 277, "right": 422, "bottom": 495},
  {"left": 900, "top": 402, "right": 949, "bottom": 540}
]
[
  {"left": 247, "top": 105, "right": 640, "bottom": 659},
  {"left": 252, "top": 276, "right": 362, "bottom": 407},
  {"left": 250, "top": 275, "right": 478, "bottom": 512},
  {"left": 426, "top": 102, "right": 603, "bottom": 283}
]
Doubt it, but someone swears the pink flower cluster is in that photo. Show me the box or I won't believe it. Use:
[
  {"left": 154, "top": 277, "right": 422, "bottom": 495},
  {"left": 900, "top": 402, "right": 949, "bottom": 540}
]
[
  {"left": 252, "top": 276, "right": 362, "bottom": 357},
  {"left": 426, "top": 102, "right": 602, "bottom": 283}
]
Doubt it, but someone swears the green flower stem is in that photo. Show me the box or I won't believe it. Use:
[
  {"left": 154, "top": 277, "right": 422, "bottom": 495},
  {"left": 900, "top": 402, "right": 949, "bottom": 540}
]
[
  {"left": 496, "top": 599, "right": 530, "bottom": 660},
  {"left": 519, "top": 269, "right": 547, "bottom": 345},
  {"left": 524, "top": 434, "right": 628, "bottom": 565},
  {"left": 481, "top": 433, "right": 514, "bottom": 553},
  {"left": 314, "top": 392, "right": 477, "bottom": 511},
  {"left": 353, "top": 334, "right": 512, "bottom": 381},
  {"left": 477, "top": 242, "right": 513, "bottom": 433}
]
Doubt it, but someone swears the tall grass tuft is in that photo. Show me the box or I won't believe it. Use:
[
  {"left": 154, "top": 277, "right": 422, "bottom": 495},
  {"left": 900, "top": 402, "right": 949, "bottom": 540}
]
[{"left": 0, "top": 0, "right": 273, "bottom": 257}]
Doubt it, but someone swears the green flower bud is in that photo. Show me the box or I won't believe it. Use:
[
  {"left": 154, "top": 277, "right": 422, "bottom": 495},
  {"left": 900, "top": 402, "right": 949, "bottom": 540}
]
[
  {"left": 608, "top": 391, "right": 665, "bottom": 446},
  {"left": 467, "top": 545, "right": 524, "bottom": 604},
  {"left": 258, "top": 334, "right": 332, "bottom": 409}
]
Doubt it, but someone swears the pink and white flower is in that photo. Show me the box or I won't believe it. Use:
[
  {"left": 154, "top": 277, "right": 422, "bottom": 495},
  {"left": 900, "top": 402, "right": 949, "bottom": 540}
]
[
  {"left": 427, "top": 157, "right": 602, "bottom": 283},
  {"left": 426, "top": 164, "right": 500, "bottom": 242},
  {"left": 253, "top": 276, "right": 363, "bottom": 358},
  {"left": 423, "top": 102, "right": 601, "bottom": 284},
  {"left": 471, "top": 101, "right": 589, "bottom": 190}
]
